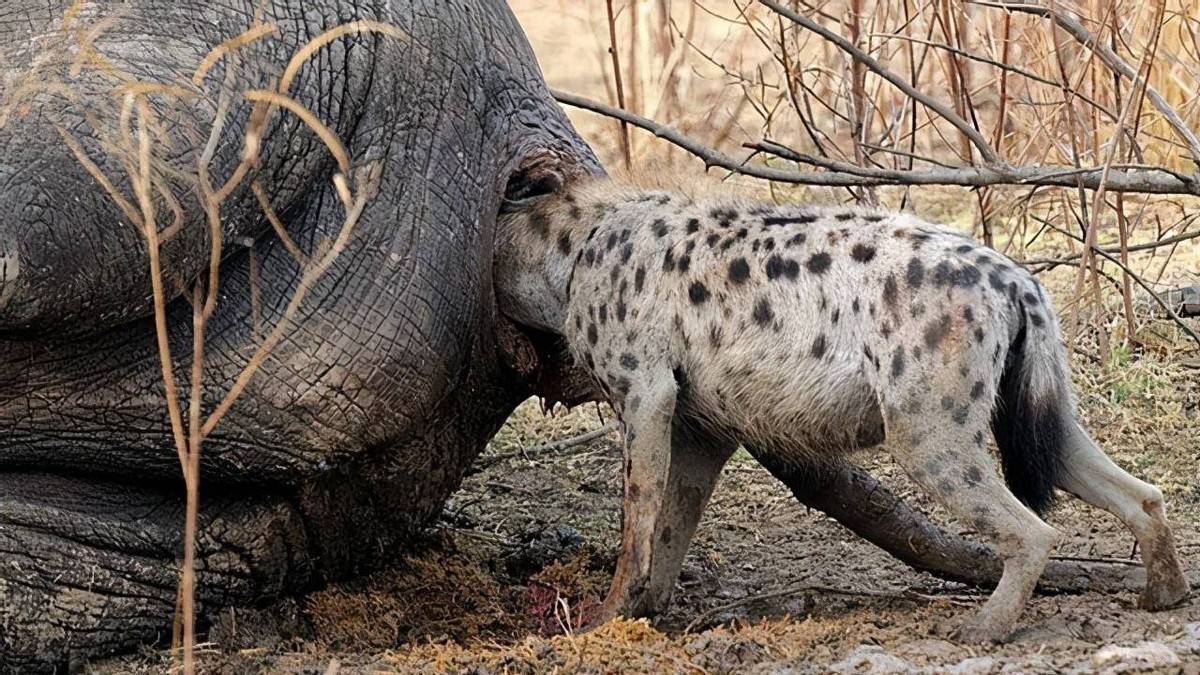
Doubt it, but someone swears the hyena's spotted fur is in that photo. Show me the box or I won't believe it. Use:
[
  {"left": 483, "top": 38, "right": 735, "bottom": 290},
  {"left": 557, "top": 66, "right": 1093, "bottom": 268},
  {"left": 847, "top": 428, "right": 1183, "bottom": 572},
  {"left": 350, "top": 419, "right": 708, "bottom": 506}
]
[{"left": 494, "top": 176, "right": 1189, "bottom": 642}]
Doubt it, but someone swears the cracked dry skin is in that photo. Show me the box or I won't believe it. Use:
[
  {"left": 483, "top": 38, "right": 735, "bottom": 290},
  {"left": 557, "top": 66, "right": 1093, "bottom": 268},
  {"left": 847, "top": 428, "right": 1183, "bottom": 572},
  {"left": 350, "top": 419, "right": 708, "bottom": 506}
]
[{"left": 0, "top": 1, "right": 600, "bottom": 670}]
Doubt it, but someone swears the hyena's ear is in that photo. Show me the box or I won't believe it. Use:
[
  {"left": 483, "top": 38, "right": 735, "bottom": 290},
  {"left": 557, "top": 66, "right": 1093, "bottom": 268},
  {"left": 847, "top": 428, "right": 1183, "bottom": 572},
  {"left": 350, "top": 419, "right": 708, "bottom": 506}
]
[{"left": 502, "top": 159, "right": 566, "bottom": 213}]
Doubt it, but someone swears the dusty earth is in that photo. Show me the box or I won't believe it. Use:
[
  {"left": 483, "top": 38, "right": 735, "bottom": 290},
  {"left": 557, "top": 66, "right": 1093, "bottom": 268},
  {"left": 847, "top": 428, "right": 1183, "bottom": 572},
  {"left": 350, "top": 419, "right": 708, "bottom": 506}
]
[{"left": 95, "top": 342, "right": 1199, "bottom": 674}]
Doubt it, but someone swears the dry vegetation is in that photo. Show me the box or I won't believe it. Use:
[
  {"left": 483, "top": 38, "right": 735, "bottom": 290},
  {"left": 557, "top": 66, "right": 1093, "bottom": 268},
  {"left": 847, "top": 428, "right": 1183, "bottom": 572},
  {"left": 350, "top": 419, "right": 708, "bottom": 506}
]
[{"left": 79, "top": 0, "right": 1200, "bottom": 671}]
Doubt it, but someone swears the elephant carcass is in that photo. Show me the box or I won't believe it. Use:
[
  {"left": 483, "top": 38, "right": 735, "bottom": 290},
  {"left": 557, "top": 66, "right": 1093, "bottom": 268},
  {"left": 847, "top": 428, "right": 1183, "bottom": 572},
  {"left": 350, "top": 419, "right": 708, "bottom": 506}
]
[{"left": 0, "top": 1, "right": 597, "bottom": 670}]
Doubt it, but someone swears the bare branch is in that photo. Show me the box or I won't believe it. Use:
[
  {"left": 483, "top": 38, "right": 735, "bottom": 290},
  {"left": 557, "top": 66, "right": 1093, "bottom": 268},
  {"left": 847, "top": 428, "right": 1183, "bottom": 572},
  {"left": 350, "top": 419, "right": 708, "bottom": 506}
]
[
  {"left": 757, "top": 0, "right": 1000, "bottom": 164},
  {"left": 972, "top": 0, "right": 1200, "bottom": 171},
  {"left": 552, "top": 88, "right": 1199, "bottom": 194}
]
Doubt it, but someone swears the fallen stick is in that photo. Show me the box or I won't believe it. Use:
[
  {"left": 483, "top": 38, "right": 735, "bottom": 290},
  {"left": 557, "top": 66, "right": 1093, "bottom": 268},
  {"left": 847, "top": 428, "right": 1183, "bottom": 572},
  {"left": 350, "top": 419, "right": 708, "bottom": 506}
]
[{"left": 474, "top": 421, "right": 620, "bottom": 470}]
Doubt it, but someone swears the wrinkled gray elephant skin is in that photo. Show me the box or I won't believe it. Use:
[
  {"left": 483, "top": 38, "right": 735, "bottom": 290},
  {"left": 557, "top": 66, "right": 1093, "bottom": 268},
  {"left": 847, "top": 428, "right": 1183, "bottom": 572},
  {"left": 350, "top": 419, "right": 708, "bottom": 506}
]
[{"left": 0, "top": 1, "right": 599, "bottom": 670}]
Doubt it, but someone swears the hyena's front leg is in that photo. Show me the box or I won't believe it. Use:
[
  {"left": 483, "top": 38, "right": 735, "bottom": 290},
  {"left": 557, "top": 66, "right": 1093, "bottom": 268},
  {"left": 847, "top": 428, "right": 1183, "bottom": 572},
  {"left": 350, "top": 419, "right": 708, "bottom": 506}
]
[{"left": 597, "top": 370, "right": 733, "bottom": 620}]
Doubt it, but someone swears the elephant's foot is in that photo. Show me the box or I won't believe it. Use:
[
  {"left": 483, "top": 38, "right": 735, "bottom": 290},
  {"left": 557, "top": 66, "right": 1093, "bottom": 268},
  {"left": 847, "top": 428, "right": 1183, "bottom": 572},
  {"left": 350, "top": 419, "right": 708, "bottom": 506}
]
[{"left": 0, "top": 473, "right": 315, "bottom": 673}]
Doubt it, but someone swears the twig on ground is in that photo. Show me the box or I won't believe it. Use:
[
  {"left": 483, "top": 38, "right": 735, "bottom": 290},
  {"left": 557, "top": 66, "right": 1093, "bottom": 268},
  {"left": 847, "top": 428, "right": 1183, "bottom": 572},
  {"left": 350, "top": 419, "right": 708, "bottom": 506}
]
[
  {"left": 475, "top": 421, "right": 620, "bottom": 469},
  {"left": 1050, "top": 554, "right": 1141, "bottom": 567},
  {"left": 684, "top": 583, "right": 979, "bottom": 633}
]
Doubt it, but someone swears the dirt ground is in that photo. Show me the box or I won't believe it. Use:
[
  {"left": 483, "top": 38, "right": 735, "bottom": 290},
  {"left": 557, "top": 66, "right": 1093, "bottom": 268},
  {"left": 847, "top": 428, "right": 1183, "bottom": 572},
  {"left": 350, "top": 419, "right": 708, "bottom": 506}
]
[{"left": 96, "top": 346, "right": 1199, "bottom": 673}]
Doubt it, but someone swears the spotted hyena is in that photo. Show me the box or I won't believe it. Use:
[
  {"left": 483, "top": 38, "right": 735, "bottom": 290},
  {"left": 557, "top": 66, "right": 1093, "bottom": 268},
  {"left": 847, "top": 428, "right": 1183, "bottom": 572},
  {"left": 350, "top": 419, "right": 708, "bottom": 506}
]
[{"left": 493, "top": 170, "right": 1189, "bottom": 642}]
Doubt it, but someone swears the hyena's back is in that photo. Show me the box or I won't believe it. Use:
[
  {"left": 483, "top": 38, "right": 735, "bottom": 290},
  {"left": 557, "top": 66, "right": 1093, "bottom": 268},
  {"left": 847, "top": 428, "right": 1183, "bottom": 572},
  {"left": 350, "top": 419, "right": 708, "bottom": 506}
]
[{"left": 568, "top": 201, "right": 1045, "bottom": 461}]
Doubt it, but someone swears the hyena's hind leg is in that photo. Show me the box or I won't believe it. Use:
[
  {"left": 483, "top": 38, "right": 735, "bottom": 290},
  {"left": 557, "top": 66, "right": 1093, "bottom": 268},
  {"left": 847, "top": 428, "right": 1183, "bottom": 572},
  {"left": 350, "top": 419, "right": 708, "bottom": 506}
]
[
  {"left": 884, "top": 383, "right": 1060, "bottom": 643},
  {"left": 1055, "top": 421, "right": 1190, "bottom": 609}
]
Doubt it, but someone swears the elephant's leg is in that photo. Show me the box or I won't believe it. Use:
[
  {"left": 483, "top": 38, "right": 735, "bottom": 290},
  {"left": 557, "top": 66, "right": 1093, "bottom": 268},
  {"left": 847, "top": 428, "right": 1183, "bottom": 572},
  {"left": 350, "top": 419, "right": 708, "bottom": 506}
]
[
  {"left": 0, "top": 473, "right": 314, "bottom": 673},
  {"left": 752, "top": 451, "right": 1151, "bottom": 595}
]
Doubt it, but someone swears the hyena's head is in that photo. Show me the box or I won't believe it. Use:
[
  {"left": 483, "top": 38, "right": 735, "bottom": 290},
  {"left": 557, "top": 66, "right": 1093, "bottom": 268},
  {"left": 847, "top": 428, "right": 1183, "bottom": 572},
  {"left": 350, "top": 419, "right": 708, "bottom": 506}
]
[{"left": 494, "top": 163, "right": 589, "bottom": 334}]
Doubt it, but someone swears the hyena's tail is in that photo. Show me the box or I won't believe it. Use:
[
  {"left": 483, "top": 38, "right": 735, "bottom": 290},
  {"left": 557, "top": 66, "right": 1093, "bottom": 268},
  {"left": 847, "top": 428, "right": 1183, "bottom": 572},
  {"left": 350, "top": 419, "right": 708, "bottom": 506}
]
[{"left": 991, "top": 289, "right": 1072, "bottom": 516}]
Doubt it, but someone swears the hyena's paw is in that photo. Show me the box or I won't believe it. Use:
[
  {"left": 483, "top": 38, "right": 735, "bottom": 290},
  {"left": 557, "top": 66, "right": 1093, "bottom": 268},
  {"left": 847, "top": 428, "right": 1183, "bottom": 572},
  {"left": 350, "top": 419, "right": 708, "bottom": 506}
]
[
  {"left": 951, "top": 612, "right": 1016, "bottom": 645},
  {"left": 1138, "top": 567, "right": 1190, "bottom": 611}
]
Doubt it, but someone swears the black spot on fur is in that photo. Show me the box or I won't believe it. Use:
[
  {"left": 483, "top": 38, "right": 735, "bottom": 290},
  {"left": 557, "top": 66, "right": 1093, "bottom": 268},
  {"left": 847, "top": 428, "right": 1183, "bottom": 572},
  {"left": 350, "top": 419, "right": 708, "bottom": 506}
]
[
  {"left": 786, "top": 232, "right": 807, "bottom": 247},
  {"left": 882, "top": 275, "right": 898, "bottom": 307},
  {"left": 587, "top": 324, "right": 598, "bottom": 345},
  {"left": 605, "top": 232, "right": 619, "bottom": 251},
  {"left": 711, "top": 208, "right": 740, "bottom": 226},
  {"left": 620, "top": 242, "right": 634, "bottom": 264},
  {"left": 974, "top": 326, "right": 985, "bottom": 343},
  {"left": 764, "top": 214, "right": 817, "bottom": 227},
  {"left": 955, "top": 244, "right": 974, "bottom": 254},
  {"left": 663, "top": 249, "right": 675, "bottom": 272},
  {"left": 831, "top": 307, "right": 840, "bottom": 324},
  {"left": 689, "top": 282, "right": 710, "bottom": 304},
  {"left": 569, "top": 205, "right": 582, "bottom": 220},
  {"left": 1029, "top": 312, "right": 1045, "bottom": 327},
  {"left": 598, "top": 304, "right": 608, "bottom": 324},
  {"left": 620, "top": 353, "right": 639, "bottom": 370},
  {"left": 634, "top": 266, "right": 646, "bottom": 293},
  {"left": 988, "top": 269, "right": 1007, "bottom": 291},
  {"left": 952, "top": 407, "right": 970, "bottom": 425},
  {"left": 965, "top": 465, "right": 983, "bottom": 485},
  {"left": 851, "top": 244, "right": 877, "bottom": 263},
  {"left": 973, "top": 430, "right": 985, "bottom": 446},
  {"left": 811, "top": 334, "right": 827, "bottom": 358},
  {"left": 906, "top": 259, "right": 925, "bottom": 288},
  {"left": 653, "top": 219, "right": 669, "bottom": 238},
  {"left": 865, "top": 214, "right": 884, "bottom": 222},
  {"left": 706, "top": 233, "right": 720, "bottom": 247},
  {"left": 933, "top": 260, "right": 982, "bottom": 287},
  {"left": 557, "top": 231, "right": 572, "bottom": 255},
  {"left": 616, "top": 301, "right": 627, "bottom": 322},
  {"left": 923, "top": 313, "right": 953, "bottom": 349},
  {"left": 678, "top": 254, "right": 692, "bottom": 273},
  {"left": 890, "top": 347, "right": 906, "bottom": 377},
  {"left": 806, "top": 252, "right": 831, "bottom": 274},
  {"left": 970, "top": 380, "right": 985, "bottom": 400},
  {"left": 686, "top": 218, "right": 700, "bottom": 234},
  {"left": 852, "top": 297, "right": 861, "bottom": 313},
  {"left": 729, "top": 257, "right": 751, "bottom": 284},
  {"left": 766, "top": 255, "right": 800, "bottom": 281},
  {"left": 613, "top": 376, "right": 631, "bottom": 396},
  {"left": 963, "top": 307, "right": 975, "bottom": 323},
  {"left": 584, "top": 248, "right": 596, "bottom": 266},
  {"left": 752, "top": 298, "right": 774, "bottom": 327}
]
